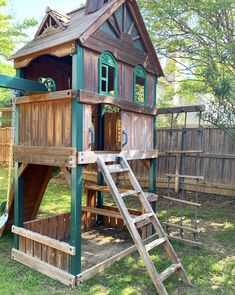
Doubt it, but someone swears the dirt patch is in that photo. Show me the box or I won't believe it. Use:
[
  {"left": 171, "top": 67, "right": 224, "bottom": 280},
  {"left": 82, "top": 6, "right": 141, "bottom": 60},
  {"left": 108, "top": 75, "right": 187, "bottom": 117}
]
[{"left": 81, "top": 226, "right": 133, "bottom": 271}]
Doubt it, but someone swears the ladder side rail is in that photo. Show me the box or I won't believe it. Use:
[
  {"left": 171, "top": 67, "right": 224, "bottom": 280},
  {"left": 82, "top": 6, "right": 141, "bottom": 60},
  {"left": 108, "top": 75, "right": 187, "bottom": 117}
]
[{"left": 97, "top": 157, "right": 169, "bottom": 294}]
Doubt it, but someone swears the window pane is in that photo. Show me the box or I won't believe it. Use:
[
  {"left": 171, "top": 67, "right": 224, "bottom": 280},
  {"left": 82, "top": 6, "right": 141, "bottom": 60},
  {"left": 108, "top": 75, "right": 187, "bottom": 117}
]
[
  {"left": 108, "top": 66, "right": 115, "bottom": 95},
  {"left": 102, "top": 65, "right": 108, "bottom": 79},
  {"left": 102, "top": 80, "right": 107, "bottom": 92},
  {"left": 135, "top": 76, "right": 145, "bottom": 103}
]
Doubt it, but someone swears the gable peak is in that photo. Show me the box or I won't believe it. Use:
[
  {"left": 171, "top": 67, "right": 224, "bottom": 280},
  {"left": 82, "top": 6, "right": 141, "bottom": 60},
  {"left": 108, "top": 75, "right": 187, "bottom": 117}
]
[{"left": 34, "top": 7, "right": 70, "bottom": 39}]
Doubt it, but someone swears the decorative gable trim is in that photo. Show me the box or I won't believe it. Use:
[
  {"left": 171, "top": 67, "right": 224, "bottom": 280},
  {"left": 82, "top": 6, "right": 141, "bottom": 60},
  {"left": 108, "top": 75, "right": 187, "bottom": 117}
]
[{"left": 35, "top": 7, "right": 70, "bottom": 39}]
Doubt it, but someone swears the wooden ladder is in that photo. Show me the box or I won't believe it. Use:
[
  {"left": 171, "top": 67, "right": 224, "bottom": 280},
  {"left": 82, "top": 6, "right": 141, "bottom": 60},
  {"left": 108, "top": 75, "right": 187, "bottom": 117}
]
[{"left": 97, "top": 155, "right": 192, "bottom": 295}]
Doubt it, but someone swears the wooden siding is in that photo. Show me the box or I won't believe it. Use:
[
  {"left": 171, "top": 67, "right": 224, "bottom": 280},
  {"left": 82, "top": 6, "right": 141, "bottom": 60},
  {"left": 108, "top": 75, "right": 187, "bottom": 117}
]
[
  {"left": 121, "top": 111, "right": 153, "bottom": 150},
  {"left": 84, "top": 48, "right": 156, "bottom": 107},
  {"left": 0, "top": 127, "right": 10, "bottom": 164},
  {"left": 19, "top": 213, "right": 71, "bottom": 272},
  {"left": 18, "top": 97, "right": 72, "bottom": 147}
]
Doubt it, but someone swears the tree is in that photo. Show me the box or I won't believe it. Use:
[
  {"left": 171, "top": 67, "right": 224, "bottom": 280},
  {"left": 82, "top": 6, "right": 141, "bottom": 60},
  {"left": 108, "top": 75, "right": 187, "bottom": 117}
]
[
  {"left": 138, "top": 0, "right": 235, "bottom": 139},
  {"left": 0, "top": 0, "right": 37, "bottom": 106}
]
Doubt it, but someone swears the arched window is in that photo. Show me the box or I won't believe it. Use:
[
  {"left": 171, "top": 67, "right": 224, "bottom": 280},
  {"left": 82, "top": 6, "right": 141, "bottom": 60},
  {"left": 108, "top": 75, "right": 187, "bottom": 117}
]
[
  {"left": 133, "top": 66, "right": 147, "bottom": 104},
  {"left": 99, "top": 51, "right": 118, "bottom": 97}
]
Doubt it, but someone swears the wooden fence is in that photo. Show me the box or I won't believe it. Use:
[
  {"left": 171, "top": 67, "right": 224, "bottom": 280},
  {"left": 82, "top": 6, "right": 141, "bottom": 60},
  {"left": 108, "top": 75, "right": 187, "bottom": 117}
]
[
  {"left": 128, "top": 127, "right": 235, "bottom": 196},
  {"left": 0, "top": 127, "right": 234, "bottom": 196},
  {"left": 0, "top": 128, "right": 11, "bottom": 164}
]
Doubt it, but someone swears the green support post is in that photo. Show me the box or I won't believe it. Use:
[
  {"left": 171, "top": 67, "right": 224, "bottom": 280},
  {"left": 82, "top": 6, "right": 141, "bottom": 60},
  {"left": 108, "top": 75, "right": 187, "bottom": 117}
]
[
  {"left": 13, "top": 69, "right": 24, "bottom": 249},
  {"left": 97, "top": 104, "right": 105, "bottom": 224},
  {"left": 70, "top": 46, "right": 84, "bottom": 276},
  {"left": 148, "top": 76, "right": 158, "bottom": 213}
]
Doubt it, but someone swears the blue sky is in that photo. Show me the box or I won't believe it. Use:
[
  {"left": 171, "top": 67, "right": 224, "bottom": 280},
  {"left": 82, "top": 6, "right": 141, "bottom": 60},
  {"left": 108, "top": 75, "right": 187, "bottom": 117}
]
[{"left": 5, "top": 0, "right": 86, "bottom": 37}]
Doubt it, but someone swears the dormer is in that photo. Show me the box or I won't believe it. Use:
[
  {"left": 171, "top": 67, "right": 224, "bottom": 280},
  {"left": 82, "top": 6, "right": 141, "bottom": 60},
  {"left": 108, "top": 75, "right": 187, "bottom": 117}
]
[
  {"left": 34, "top": 7, "right": 70, "bottom": 39},
  {"left": 85, "top": 0, "right": 112, "bottom": 14}
]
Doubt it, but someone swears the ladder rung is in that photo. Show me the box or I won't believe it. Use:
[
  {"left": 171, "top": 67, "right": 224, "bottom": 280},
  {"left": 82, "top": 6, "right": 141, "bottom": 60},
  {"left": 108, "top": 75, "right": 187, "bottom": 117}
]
[
  {"left": 163, "top": 222, "right": 201, "bottom": 233},
  {"left": 167, "top": 235, "right": 203, "bottom": 247},
  {"left": 107, "top": 164, "right": 129, "bottom": 174},
  {"left": 145, "top": 237, "right": 167, "bottom": 252},
  {"left": 159, "top": 263, "right": 181, "bottom": 282},
  {"left": 120, "top": 190, "right": 141, "bottom": 198},
  {"left": 132, "top": 213, "right": 154, "bottom": 224},
  {"left": 144, "top": 192, "right": 158, "bottom": 203},
  {"left": 165, "top": 150, "right": 203, "bottom": 155},
  {"left": 163, "top": 196, "right": 201, "bottom": 207},
  {"left": 166, "top": 174, "right": 204, "bottom": 180}
]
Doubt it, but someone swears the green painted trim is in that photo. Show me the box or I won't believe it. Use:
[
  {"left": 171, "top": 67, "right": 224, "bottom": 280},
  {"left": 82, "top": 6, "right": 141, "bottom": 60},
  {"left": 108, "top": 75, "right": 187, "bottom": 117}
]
[
  {"left": 97, "top": 104, "right": 105, "bottom": 223},
  {"left": 70, "top": 46, "right": 84, "bottom": 276},
  {"left": 13, "top": 163, "right": 24, "bottom": 249},
  {"left": 133, "top": 66, "right": 148, "bottom": 105},
  {"left": 149, "top": 76, "right": 158, "bottom": 214},
  {"left": 99, "top": 51, "right": 118, "bottom": 97},
  {"left": 0, "top": 74, "right": 47, "bottom": 93},
  {"left": 14, "top": 69, "right": 24, "bottom": 249}
]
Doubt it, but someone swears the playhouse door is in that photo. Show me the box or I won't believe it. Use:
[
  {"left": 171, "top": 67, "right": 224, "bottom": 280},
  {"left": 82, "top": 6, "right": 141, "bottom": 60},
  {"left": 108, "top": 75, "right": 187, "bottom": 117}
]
[{"left": 103, "top": 108, "right": 122, "bottom": 151}]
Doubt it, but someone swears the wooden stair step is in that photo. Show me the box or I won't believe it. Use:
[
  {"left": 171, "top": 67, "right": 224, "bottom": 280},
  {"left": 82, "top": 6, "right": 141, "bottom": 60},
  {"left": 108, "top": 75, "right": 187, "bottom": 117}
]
[
  {"left": 165, "top": 150, "right": 203, "bottom": 155},
  {"left": 163, "top": 196, "right": 201, "bottom": 207},
  {"left": 145, "top": 237, "right": 167, "bottom": 252},
  {"left": 120, "top": 190, "right": 141, "bottom": 198},
  {"left": 107, "top": 164, "right": 129, "bottom": 174},
  {"left": 163, "top": 222, "right": 201, "bottom": 233},
  {"left": 159, "top": 263, "right": 181, "bottom": 282},
  {"left": 132, "top": 213, "right": 154, "bottom": 224},
  {"left": 166, "top": 174, "right": 204, "bottom": 180}
]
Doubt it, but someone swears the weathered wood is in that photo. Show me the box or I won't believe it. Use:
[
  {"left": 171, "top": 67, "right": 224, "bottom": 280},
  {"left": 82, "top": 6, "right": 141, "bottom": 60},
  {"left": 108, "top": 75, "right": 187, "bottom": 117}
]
[
  {"left": 163, "top": 222, "right": 200, "bottom": 233},
  {"left": 77, "top": 233, "right": 159, "bottom": 283},
  {"left": 14, "top": 41, "right": 76, "bottom": 69},
  {"left": 157, "top": 105, "right": 205, "bottom": 115},
  {"left": 78, "top": 149, "right": 158, "bottom": 164},
  {"left": 14, "top": 146, "right": 77, "bottom": 167},
  {"left": 166, "top": 174, "right": 204, "bottom": 180},
  {"left": 12, "top": 226, "right": 76, "bottom": 255},
  {"left": 12, "top": 249, "right": 76, "bottom": 287},
  {"left": 163, "top": 196, "right": 201, "bottom": 207},
  {"left": 167, "top": 235, "right": 203, "bottom": 247},
  {"left": 159, "top": 264, "right": 181, "bottom": 282},
  {"left": 78, "top": 89, "right": 157, "bottom": 116},
  {"left": 16, "top": 90, "right": 75, "bottom": 105}
]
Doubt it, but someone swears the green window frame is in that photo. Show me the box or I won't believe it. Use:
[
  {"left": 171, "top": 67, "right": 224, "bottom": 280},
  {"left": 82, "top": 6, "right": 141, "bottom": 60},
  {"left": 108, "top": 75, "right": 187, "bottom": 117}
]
[
  {"left": 99, "top": 51, "right": 118, "bottom": 97},
  {"left": 133, "top": 65, "right": 147, "bottom": 104}
]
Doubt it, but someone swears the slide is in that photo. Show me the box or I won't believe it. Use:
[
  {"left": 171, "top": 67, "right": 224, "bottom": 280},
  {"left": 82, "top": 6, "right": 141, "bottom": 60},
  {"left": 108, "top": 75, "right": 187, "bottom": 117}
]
[{"left": 0, "top": 164, "right": 51, "bottom": 237}]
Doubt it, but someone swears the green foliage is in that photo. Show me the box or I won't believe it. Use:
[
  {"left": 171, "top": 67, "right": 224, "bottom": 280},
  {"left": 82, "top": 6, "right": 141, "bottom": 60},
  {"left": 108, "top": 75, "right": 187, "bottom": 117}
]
[
  {"left": 138, "top": 0, "right": 235, "bottom": 139},
  {"left": 0, "top": 0, "right": 38, "bottom": 106}
]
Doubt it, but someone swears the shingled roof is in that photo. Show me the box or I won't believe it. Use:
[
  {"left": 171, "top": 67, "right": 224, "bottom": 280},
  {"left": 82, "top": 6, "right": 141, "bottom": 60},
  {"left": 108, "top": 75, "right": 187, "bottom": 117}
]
[
  {"left": 11, "top": 1, "right": 115, "bottom": 59},
  {"left": 11, "top": 0, "right": 163, "bottom": 76}
]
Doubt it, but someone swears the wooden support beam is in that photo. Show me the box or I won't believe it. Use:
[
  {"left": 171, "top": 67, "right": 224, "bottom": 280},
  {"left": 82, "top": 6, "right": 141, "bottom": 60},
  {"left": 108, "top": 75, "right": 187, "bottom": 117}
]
[
  {"left": 78, "top": 90, "right": 157, "bottom": 116},
  {"left": 12, "top": 249, "right": 76, "bottom": 287},
  {"left": 15, "top": 90, "right": 76, "bottom": 105},
  {"left": 157, "top": 105, "right": 205, "bottom": 115},
  {"left": 0, "top": 74, "right": 47, "bottom": 93},
  {"left": 14, "top": 146, "right": 77, "bottom": 168},
  {"left": 70, "top": 45, "right": 84, "bottom": 276},
  {"left": 78, "top": 149, "right": 159, "bottom": 164},
  {"left": 12, "top": 226, "right": 76, "bottom": 255}
]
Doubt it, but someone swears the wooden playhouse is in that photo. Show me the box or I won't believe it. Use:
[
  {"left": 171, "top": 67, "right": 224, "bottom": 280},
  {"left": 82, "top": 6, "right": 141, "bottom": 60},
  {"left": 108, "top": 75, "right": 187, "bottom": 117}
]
[{"left": 1, "top": 1, "right": 192, "bottom": 293}]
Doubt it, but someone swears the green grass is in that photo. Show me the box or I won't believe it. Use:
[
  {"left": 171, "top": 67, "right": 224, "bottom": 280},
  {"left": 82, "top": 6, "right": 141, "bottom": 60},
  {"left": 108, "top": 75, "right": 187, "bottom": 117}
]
[{"left": 0, "top": 167, "right": 234, "bottom": 295}]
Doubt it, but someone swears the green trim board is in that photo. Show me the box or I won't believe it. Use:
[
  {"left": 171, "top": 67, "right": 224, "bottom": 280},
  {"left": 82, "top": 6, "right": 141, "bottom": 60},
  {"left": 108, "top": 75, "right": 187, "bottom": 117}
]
[
  {"left": 148, "top": 76, "right": 157, "bottom": 214},
  {"left": 70, "top": 46, "right": 84, "bottom": 276},
  {"left": 99, "top": 51, "right": 118, "bottom": 97},
  {"left": 0, "top": 74, "right": 47, "bottom": 93},
  {"left": 13, "top": 69, "right": 25, "bottom": 250},
  {"left": 133, "top": 65, "right": 148, "bottom": 104}
]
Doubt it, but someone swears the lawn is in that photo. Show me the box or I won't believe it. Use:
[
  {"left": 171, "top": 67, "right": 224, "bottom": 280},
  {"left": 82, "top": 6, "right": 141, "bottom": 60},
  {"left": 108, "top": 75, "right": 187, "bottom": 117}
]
[{"left": 0, "top": 167, "right": 234, "bottom": 295}]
